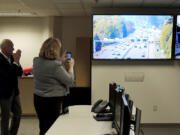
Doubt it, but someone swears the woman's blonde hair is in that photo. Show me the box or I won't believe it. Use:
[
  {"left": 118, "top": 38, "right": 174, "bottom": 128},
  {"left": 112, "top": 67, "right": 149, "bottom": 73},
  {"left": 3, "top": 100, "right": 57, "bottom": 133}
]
[{"left": 39, "top": 37, "right": 61, "bottom": 60}]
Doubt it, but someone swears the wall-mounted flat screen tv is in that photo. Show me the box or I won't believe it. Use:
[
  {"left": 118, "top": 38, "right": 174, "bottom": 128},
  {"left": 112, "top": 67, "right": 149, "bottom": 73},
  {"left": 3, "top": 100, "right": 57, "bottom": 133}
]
[
  {"left": 93, "top": 15, "right": 174, "bottom": 60},
  {"left": 175, "top": 15, "right": 180, "bottom": 59}
]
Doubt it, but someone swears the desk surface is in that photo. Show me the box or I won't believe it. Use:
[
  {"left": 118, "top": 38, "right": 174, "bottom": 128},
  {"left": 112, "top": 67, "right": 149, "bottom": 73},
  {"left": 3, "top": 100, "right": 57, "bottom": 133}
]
[{"left": 46, "top": 105, "right": 134, "bottom": 135}]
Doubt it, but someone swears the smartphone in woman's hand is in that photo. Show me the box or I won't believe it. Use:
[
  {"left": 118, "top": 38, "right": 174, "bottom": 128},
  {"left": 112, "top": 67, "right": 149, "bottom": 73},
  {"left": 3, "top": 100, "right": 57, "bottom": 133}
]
[{"left": 66, "top": 52, "right": 71, "bottom": 61}]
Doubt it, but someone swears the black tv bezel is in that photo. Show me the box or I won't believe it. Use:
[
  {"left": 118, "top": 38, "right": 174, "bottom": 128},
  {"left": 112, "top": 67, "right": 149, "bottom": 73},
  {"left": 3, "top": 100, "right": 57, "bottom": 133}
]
[
  {"left": 92, "top": 14, "right": 176, "bottom": 61},
  {"left": 174, "top": 14, "right": 180, "bottom": 60}
]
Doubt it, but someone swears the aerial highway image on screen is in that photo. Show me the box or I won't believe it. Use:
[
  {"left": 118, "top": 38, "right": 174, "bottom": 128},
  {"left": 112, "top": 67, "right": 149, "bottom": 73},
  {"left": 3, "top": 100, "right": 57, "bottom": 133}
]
[{"left": 93, "top": 15, "right": 173, "bottom": 60}]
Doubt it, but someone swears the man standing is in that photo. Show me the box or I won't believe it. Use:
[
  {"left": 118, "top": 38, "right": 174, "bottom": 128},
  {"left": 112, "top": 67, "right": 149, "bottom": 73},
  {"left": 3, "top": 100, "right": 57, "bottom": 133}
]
[{"left": 0, "top": 39, "right": 23, "bottom": 135}]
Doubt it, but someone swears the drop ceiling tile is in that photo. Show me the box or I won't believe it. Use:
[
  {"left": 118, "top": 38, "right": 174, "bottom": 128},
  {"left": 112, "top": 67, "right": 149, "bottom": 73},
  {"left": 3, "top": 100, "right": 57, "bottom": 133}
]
[
  {"left": 53, "top": 0, "right": 81, "bottom": 4},
  {"left": 143, "top": 0, "right": 175, "bottom": 5},
  {"left": 0, "top": 0, "right": 180, "bottom": 17},
  {"left": 92, "top": 0, "right": 113, "bottom": 8},
  {"left": 82, "top": 1, "right": 96, "bottom": 8},
  {"left": 56, "top": 3, "right": 82, "bottom": 9},
  {"left": 35, "top": 9, "right": 60, "bottom": 16},
  {"left": 60, "top": 9, "right": 86, "bottom": 16},
  {"left": 113, "top": 0, "right": 143, "bottom": 5},
  {"left": 20, "top": 0, "right": 55, "bottom": 9}
]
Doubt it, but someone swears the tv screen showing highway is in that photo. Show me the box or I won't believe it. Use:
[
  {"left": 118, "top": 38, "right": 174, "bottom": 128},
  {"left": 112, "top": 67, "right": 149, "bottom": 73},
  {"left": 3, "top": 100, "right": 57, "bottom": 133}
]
[{"left": 93, "top": 15, "right": 174, "bottom": 60}]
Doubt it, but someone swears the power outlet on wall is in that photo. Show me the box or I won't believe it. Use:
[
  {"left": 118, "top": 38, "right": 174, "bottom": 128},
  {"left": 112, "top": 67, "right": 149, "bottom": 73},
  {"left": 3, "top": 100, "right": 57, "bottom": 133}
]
[{"left": 153, "top": 105, "right": 158, "bottom": 112}]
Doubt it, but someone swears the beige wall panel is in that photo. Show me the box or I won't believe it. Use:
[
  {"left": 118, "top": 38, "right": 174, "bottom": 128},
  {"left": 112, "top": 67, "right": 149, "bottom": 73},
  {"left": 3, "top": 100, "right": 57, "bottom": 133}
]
[{"left": 75, "top": 37, "right": 91, "bottom": 87}]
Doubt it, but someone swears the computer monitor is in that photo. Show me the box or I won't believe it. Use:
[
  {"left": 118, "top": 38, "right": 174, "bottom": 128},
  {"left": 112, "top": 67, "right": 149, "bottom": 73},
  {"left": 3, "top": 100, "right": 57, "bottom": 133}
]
[
  {"left": 125, "top": 94, "right": 129, "bottom": 102},
  {"left": 125, "top": 94, "right": 134, "bottom": 117},
  {"left": 128, "top": 100, "right": 134, "bottom": 115},
  {"left": 113, "top": 89, "right": 124, "bottom": 135},
  {"left": 122, "top": 95, "right": 131, "bottom": 135},
  {"left": 109, "top": 83, "right": 117, "bottom": 113},
  {"left": 134, "top": 108, "right": 142, "bottom": 135}
]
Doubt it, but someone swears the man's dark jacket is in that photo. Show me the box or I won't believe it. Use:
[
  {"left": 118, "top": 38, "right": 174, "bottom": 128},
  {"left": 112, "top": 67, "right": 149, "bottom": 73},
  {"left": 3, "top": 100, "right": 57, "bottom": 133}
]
[{"left": 0, "top": 53, "right": 23, "bottom": 98}]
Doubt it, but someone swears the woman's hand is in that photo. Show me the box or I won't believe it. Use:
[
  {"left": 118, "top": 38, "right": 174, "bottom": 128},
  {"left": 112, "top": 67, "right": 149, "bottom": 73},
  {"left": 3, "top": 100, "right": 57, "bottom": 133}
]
[{"left": 68, "top": 58, "right": 75, "bottom": 73}]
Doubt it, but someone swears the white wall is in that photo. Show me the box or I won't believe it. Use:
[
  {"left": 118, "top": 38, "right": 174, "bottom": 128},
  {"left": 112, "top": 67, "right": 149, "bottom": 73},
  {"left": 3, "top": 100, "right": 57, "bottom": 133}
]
[
  {"left": 92, "top": 61, "right": 180, "bottom": 123},
  {"left": 0, "top": 17, "right": 52, "bottom": 68}
]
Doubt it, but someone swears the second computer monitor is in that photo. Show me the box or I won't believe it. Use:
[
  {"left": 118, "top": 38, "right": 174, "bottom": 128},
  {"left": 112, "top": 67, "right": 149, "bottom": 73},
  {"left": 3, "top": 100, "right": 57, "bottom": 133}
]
[
  {"left": 109, "top": 83, "right": 117, "bottom": 113},
  {"left": 113, "top": 88, "right": 124, "bottom": 135},
  {"left": 134, "top": 108, "right": 142, "bottom": 135}
]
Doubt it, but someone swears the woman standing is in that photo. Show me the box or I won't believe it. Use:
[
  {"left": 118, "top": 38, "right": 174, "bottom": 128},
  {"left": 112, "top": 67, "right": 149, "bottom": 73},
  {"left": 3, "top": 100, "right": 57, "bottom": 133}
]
[{"left": 33, "top": 37, "right": 74, "bottom": 135}]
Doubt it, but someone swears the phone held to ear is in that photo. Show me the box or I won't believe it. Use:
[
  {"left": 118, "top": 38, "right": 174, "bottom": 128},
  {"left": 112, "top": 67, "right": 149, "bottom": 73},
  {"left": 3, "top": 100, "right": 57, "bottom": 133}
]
[
  {"left": 66, "top": 52, "right": 71, "bottom": 60},
  {"left": 91, "top": 99, "right": 109, "bottom": 113}
]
